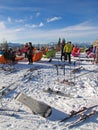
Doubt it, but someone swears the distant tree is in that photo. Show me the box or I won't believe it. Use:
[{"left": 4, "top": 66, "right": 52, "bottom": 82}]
[
  {"left": 0, "top": 40, "right": 9, "bottom": 50},
  {"left": 55, "top": 38, "right": 61, "bottom": 51},
  {"left": 62, "top": 38, "right": 66, "bottom": 44},
  {"left": 57, "top": 37, "right": 61, "bottom": 48}
]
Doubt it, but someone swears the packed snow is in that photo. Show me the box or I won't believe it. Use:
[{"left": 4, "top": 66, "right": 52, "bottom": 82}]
[{"left": 0, "top": 52, "right": 98, "bottom": 130}]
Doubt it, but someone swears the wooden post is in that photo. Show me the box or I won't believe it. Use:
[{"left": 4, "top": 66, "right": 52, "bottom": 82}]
[{"left": 96, "top": 47, "right": 98, "bottom": 63}]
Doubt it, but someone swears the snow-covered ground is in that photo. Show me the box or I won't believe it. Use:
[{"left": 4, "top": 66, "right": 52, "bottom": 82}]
[{"left": 0, "top": 52, "right": 98, "bottom": 130}]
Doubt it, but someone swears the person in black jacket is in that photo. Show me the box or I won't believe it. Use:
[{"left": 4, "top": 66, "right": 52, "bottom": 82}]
[
  {"left": 3, "top": 48, "right": 16, "bottom": 64},
  {"left": 3, "top": 49, "right": 10, "bottom": 61},
  {"left": 61, "top": 39, "right": 66, "bottom": 61},
  {"left": 9, "top": 48, "right": 16, "bottom": 64},
  {"left": 27, "top": 42, "right": 34, "bottom": 64}
]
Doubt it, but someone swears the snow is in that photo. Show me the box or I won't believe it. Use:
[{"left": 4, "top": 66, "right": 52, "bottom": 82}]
[{"left": 0, "top": 52, "right": 98, "bottom": 130}]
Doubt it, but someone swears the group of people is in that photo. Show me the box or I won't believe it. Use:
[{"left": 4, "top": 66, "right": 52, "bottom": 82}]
[
  {"left": 86, "top": 45, "right": 96, "bottom": 59},
  {"left": 23, "top": 42, "right": 34, "bottom": 64},
  {"left": 1, "top": 40, "right": 97, "bottom": 65},
  {"left": 60, "top": 40, "right": 97, "bottom": 63},
  {"left": 3, "top": 48, "right": 16, "bottom": 64},
  {"left": 61, "top": 41, "right": 73, "bottom": 64},
  {"left": 3, "top": 42, "right": 34, "bottom": 65}
]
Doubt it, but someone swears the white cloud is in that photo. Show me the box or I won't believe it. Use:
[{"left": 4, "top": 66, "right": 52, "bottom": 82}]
[
  {"left": 14, "top": 28, "right": 24, "bottom": 32},
  {"left": 31, "top": 24, "right": 37, "bottom": 28},
  {"left": 47, "top": 16, "right": 62, "bottom": 23},
  {"left": 15, "top": 19, "right": 24, "bottom": 23},
  {"left": 0, "top": 22, "right": 6, "bottom": 29},
  {"left": 25, "top": 22, "right": 44, "bottom": 28},
  {"left": 39, "top": 22, "right": 44, "bottom": 27},
  {"left": 31, "top": 22, "right": 44, "bottom": 28},
  {"left": 0, "top": 30, "right": 18, "bottom": 42},
  {"left": 36, "top": 12, "right": 40, "bottom": 17},
  {"left": 8, "top": 17, "right": 12, "bottom": 23},
  {"left": 0, "top": 21, "right": 98, "bottom": 44},
  {"left": 62, "top": 22, "right": 96, "bottom": 32}
]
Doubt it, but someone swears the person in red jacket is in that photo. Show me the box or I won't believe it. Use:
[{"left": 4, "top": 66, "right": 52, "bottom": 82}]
[
  {"left": 72, "top": 45, "right": 80, "bottom": 57},
  {"left": 23, "top": 43, "right": 29, "bottom": 58}
]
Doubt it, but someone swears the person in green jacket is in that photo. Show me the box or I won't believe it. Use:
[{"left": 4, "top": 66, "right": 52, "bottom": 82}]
[{"left": 63, "top": 41, "right": 72, "bottom": 64}]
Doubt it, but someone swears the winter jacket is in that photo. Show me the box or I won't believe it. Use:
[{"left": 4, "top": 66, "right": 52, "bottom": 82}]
[{"left": 63, "top": 43, "right": 72, "bottom": 53}]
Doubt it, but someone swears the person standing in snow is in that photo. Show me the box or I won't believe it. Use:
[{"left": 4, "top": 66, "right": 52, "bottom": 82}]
[
  {"left": 27, "top": 42, "right": 34, "bottom": 64},
  {"left": 63, "top": 41, "right": 72, "bottom": 64},
  {"left": 23, "top": 43, "right": 29, "bottom": 59},
  {"left": 60, "top": 39, "right": 65, "bottom": 61}
]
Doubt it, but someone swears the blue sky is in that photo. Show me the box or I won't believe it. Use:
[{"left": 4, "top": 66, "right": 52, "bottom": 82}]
[{"left": 0, "top": 0, "right": 98, "bottom": 44}]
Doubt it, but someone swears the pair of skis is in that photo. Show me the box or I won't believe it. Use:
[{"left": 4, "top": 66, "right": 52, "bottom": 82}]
[
  {"left": 0, "top": 82, "right": 18, "bottom": 117},
  {"left": 71, "top": 66, "right": 84, "bottom": 73},
  {"left": 1, "top": 65, "right": 18, "bottom": 75},
  {"left": 0, "top": 107, "right": 21, "bottom": 117},
  {"left": 66, "top": 110, "right": 98, "bottom": 128},
  {"left": 43, "top": 88, "right": 74, "bottom": 98},
  {"left": 0, "top": 110, "right": 16, "bottom": 117},
  {"left": 60, "top": 104, "right": 98, "bottom": 128},
  {"left": 22, "top": 67, "right": 41, "bottom": 83},
  {"left": 60, "top": 106, "right": 87, "bottom": 122},
  {"left": 0, "top": 82, "right": 17, "bottom": 99}
]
